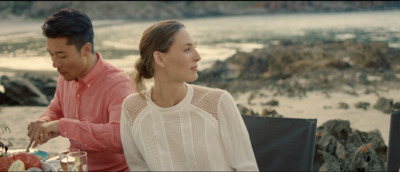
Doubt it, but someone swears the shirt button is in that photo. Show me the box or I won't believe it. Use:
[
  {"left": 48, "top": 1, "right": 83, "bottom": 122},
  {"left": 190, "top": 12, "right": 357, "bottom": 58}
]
[
  {"left": 85, "top": 144, "right": 87, "bottom": 147},
  {"left": 87, "top": 84, "right": 91, "bottom": 87},
  {"left": 64, "top": 132, "right": 67, "bottom": 135},
  {"left": 77, "top": 94, "right": 80, "bottom": 97}
]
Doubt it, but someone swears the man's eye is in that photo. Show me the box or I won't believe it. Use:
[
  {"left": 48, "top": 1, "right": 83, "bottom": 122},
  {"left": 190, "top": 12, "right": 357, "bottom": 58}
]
[{"left": 184, "top": 48, "right": 190, "bottom": 52}]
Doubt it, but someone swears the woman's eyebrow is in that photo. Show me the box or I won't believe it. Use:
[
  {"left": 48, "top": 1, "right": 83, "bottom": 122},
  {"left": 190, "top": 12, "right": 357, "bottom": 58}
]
[{"left": 184, "top": 42, "right": 197, "bottom": 46}]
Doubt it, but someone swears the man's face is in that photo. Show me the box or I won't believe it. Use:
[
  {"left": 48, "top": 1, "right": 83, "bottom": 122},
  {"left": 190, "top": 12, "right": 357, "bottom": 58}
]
[{"left": 46, "top": 37, "right": 90, "bottom": 81}]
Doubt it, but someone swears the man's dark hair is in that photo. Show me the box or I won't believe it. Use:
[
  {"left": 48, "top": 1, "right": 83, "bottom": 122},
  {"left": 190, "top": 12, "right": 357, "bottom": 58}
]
[{"left": 42, "top": 8, "right": 94, "bottom": 54}]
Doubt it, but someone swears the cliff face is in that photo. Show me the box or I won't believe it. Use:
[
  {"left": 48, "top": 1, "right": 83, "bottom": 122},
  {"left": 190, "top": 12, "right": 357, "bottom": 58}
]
[{"left": 1, "top": 1, "right": 400, "bottom": 20}]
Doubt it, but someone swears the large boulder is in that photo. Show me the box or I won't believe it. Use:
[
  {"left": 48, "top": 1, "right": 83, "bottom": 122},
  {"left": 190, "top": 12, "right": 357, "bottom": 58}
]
[
  {"left": 0, "top": 75, "right": 49, "bottom": 106},
  {"left": 21, "top": 73, "right": 57, "bottom": 102},
  {"left": 314, "top": 119, "right": 387, "bottom": 171},
  {"left": 374, "top": 97, "right": 393, "bottom": 114}
]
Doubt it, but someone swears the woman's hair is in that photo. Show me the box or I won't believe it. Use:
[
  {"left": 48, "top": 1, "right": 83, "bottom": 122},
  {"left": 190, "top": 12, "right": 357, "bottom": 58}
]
[
  {"left": 133, "top": 19, "right": 185, "bottom": 97},
  {"left": 41, "top": 8, "right": 95, "bottom": 54}
]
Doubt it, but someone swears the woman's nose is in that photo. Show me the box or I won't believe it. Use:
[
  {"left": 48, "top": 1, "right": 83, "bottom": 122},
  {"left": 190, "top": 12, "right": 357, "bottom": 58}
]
[{"left": 194, "top": 49, "right": 201, "bottom": 62}]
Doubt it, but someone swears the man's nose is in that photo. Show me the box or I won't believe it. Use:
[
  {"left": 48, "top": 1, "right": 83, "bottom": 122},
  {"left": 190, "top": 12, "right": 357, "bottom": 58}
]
[{"left": 52, "top": 58, "right": 61, "bottom": 68}]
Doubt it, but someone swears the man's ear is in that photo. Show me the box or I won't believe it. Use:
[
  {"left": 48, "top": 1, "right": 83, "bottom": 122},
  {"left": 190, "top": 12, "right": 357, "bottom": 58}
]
[
  {"left": 153, "top": 51, "right": 166, "bottom": 68},
  {"left": 81, "top": 42, "right": 92, "bottom": 56}
]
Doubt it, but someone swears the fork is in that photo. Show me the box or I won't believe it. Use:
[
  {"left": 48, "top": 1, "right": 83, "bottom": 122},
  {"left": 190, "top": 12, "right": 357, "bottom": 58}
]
[{"left": 26, "top": 140, "right": 34, "bottom": 152}]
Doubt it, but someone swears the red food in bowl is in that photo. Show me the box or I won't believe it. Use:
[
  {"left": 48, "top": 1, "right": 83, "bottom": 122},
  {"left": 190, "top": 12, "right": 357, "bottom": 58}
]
[
  {"left": 0, "top": 155, "right": 13, "bottom": 171},
  {"left": 0, "top": 152, "right": 42, "bottom": 171}
]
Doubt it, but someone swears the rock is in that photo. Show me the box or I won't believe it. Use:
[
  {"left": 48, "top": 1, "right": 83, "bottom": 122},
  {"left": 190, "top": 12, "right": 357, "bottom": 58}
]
[
  {"left": 21, "top": 73, "right": 57, "bottom": 101},
  {"left": 237, "top": 104, "right": 258, "bottom": 116},
  {"left": 247, "top": 92, "right": 257, "bottom": 105},
  {"left": 358, "top": 72, "right": 370, "bottom": 84},
  {"left": 261, "top": 99, "right": 279, "bottom": 106},
  {"left": 314, "top": 119, "right": 387, "bottom": 171},
  {"left": 0, "top": 75, "right": 48, "bottom": 106},
  {"left": 345, "top": 144, "right": 385, "bottom": 171},
  {"left": 354, "top": 101, "right": 370, "bottom": 110},
  {"left": 393, "top": 102, "right": 400, "bottom": 111},
  {"left": 321, "top": 119, "right": 351, "bottom": 145},
  {"left": 367, "top": 130, "right": 388, "bottom": 161},
  {"left": 338, "top": 102, "right": 349, "bottom": 110},
  {"left": 0, "top": 91, "right": 18, "bottom": 105},
  {"left": 315, "top": 150, "right": 343, "bottom": 171},
  {"left": 237, "top": 104, "right": 246, "bottom": 115},
  {"left": 260, "top": 108, "right": 283, "bottom": 117},
  {"left": 373, "top": 97, "right": 393, "bottom": 114}
]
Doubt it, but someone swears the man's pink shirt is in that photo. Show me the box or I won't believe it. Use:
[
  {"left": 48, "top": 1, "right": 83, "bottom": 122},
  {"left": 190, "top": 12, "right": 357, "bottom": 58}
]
[{"left": 40, "top": 53, "right": 135, "bottom": 171}]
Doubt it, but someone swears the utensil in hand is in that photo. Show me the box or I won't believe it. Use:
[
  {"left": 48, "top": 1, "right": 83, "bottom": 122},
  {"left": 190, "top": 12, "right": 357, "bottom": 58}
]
[{"left": 26, "top": 140, "right": 34, "bottom": 152}]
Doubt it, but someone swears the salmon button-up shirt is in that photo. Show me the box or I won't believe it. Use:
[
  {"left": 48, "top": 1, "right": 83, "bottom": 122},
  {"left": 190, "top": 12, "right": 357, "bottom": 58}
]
[{"left": 40, "top": 52, "right": 135, "bottom": 171}]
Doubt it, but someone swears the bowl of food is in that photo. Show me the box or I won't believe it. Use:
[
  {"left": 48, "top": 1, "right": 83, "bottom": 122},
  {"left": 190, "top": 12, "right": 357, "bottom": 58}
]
[
  {"left": 0, "top": 151, "right": 55, "bottom": 171},
  {"left": 7, "top": 149, "right": 49, "bottom": 162}
]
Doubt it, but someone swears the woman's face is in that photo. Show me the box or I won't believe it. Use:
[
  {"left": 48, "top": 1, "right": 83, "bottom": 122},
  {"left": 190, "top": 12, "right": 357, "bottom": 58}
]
[{"left": 160, "top": 28, "right": 201, "bottom": 83}]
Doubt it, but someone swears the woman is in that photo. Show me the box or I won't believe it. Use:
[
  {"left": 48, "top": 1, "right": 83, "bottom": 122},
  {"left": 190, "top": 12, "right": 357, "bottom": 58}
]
[{"left": 120, "top": 19, "right": 258, "bottom": 171}]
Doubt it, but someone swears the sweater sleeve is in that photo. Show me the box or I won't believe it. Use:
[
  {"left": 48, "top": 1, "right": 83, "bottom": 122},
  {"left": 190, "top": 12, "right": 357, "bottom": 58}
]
[
  {"left": 218, "top": 92, "right": 259, "bottom": 171},
  {"left": 120, "top": 104, "right": 150, "bottom": 171}
]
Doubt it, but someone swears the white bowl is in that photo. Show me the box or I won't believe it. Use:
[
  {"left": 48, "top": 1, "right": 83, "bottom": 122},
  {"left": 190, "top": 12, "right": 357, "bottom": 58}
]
[{"left": 41, "top": 162, "right": 57, "bottom": 172}]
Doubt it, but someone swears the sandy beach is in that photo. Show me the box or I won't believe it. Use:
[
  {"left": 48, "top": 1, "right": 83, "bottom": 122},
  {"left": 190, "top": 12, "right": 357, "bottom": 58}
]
[
  {"left": 236, "top": 88, "right": 399, "bottom": 145},
  {"left": 1, "top": 86, "right": 398, "bottom": 158}
]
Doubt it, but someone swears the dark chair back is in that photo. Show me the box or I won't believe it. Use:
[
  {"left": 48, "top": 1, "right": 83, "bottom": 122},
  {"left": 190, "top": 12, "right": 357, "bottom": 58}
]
[
  {"left": 387, "top": 110, "right": 400, "bottom": 171},
  {"left": 242, "top": 115, "right": 317, "bottom": 171}
]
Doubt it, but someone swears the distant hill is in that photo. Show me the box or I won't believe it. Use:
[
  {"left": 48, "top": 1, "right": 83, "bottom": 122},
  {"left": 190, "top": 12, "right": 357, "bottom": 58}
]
[{"left": 1, "top": 1, "right": 400, "bottom": 21}]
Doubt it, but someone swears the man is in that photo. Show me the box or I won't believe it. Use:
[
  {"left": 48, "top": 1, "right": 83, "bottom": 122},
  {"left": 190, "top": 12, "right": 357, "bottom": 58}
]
[{"left": 27, "top": 8, "right": 135, "bottom": 171}]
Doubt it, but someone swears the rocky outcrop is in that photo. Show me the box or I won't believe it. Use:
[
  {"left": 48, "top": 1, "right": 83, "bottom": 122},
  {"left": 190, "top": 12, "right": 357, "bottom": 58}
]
[
  {"left": 314, "top": 119, "right": 387, "bottom": 171},
  {"left": 195, "top": 39, "right": 400, "bottom": 102},
  {"left": 374, "top": 97, "right": 394, "bottom": 114},
  {"left": 0, "top": 74, "right": 56, "bottom": 106}
]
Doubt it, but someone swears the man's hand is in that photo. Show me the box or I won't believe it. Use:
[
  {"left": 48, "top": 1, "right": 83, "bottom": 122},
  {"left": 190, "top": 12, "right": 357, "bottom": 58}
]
[
  {"left": 27, "top": 119, "right": 60, "bottom": 148},
  {"left": 27, "top": 119, "right": 47, "bottom": 139}
]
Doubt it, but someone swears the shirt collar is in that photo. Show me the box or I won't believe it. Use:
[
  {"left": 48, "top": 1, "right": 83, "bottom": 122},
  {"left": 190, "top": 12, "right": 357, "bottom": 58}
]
[{"left": 78, "top": 52, "right": 105, "bottom": 87}]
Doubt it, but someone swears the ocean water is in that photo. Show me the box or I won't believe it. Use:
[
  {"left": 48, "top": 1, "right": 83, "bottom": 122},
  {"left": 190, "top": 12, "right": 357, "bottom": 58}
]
[{"left": 0, "top": 10, "right": 399, "bottom": 73}]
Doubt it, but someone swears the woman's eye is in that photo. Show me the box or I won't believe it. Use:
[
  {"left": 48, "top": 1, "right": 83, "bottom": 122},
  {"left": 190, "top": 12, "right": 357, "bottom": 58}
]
[{"left": 184, "top": 48, "right": 190, "bottom": 52}]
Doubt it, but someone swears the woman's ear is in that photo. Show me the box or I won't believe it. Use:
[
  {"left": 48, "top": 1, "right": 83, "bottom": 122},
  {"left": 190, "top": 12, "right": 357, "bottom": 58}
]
[{"left": 153, "top": 51, "right": 166, "bottom": 68}]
